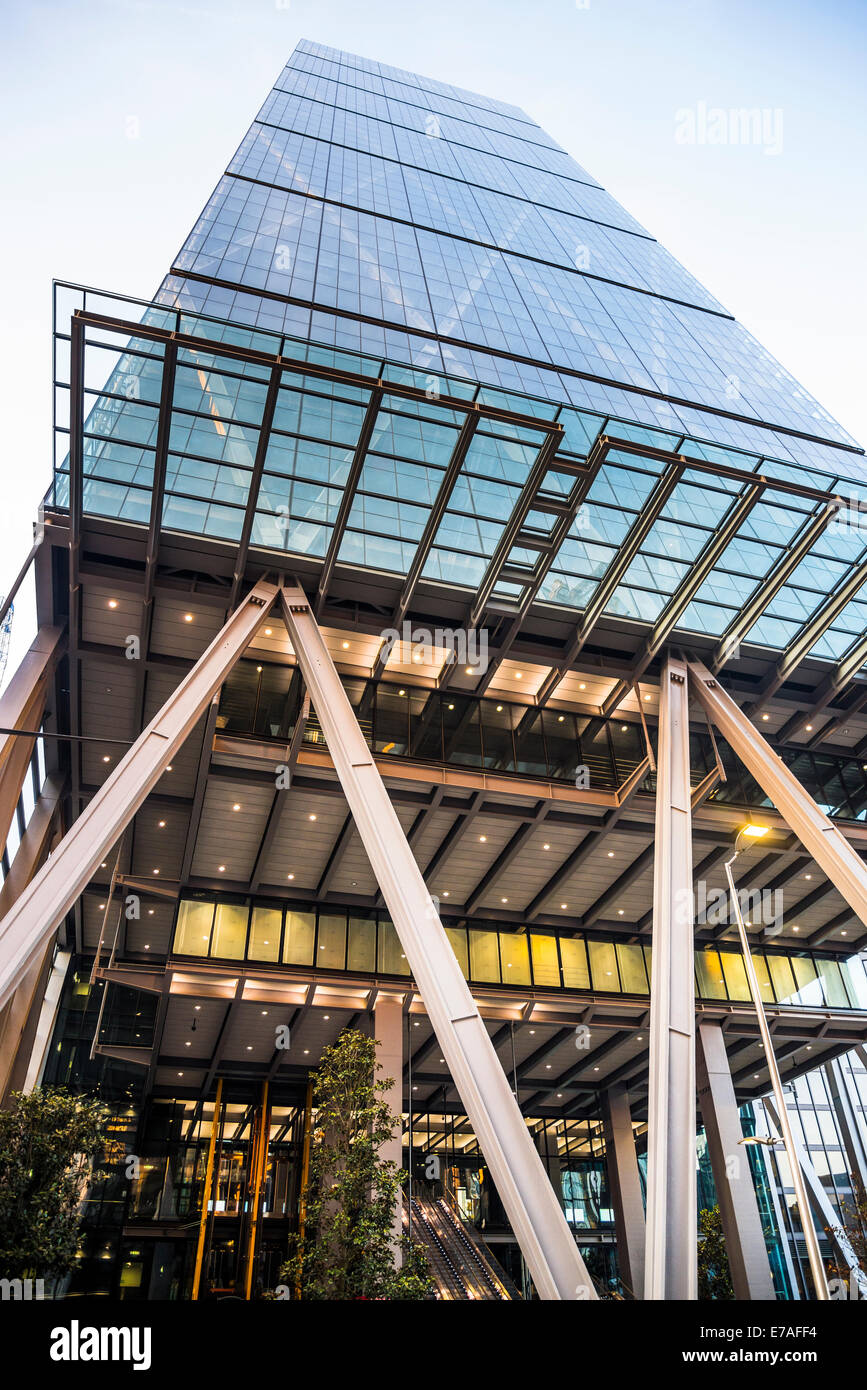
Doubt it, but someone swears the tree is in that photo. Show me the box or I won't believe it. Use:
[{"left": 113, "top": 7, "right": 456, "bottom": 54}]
[
  {"left": 280, "top": 1028, "right": 432, "bottom": 1300},
  {"left": 0, "top": 1087, "right": 109, "bottom": 1281},
  {"left": 697, "top": 1205, "right": 734, "bottom": 1299},
  {"left": 826, "top": 1188, "right": 867, "bottom": 1286}
]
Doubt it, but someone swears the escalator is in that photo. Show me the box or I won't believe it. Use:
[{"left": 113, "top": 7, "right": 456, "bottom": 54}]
[{"left": 404, "top": 1195, "right": 518, "bottom": 1300}]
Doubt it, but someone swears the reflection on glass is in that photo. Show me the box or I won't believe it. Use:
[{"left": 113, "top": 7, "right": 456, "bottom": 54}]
[
  {"left": 248, "top": 906, "right": 281, "bottom": 962},
  {"left": 499, "top": 933, "right": 530, "bottom": 985},
  {"left": 283, "top": 910, "right": 315, "bottom": 966},
  {"left": 174, "top": 900, "right": 214, "bottom": 955},
  {"left": 530, "top": 932, "right": 561, "bottom": 988},
  {"left": 211, "top": 903, "right": 248, "bottom": 958},
  {"left": 378, "top": 920, "right": 411, "bottom": 975}
]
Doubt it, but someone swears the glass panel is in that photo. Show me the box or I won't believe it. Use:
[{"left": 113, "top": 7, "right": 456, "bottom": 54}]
[
  {"left": 480, "top": 702, "right": 515, "bottom": 772},
  {"left": 499, "top": 933, "right": 530, "bottom": 985},
  {"left": 283, "top": 910, "right": 315, "bottom": 966},
  {"left": 248, "top": 906, "right": 281, "bottom": 963},
  {"left": 469, "top": 929, "right": 501, "bottom": 983},
  {"left": 719, "top": 949, "right": 752, "bottom": 1002},
  {"left": 514, "top": 709, "right": 547, "bottom": 776},
  {"left": 255, "top": 664, "right": 294, "bottom": 737},
  {"left": 442, "top": 697, "right": 483, "bottom": 768},
  {"left": 173, "top": 900, "right": 214, "bottom": 956},
  {"left": 767, "top": 954, "right": 798, "bottom": 1005},
  {"left": 695, "top": 948, "right": 727, "bottom": 1000},
  {"left": 588, "top": 939, "right": 620, "bottom": 991},
  {"left": 445, "top": 926, "right": 469, "bottom": 978},
  {"left": 791, "top": 955, "right": 825, "bottom": 1007},
  {"left": 347, "top": 915, "right": 376, "bottom": 973},
  {"left": 530, "top": 932, "right": 561, "bottom": 988},
  {"left": 815, "top": 958, "right": 850, "bottom": 1008},
  {"left": 616, "top": 942, "right": 648, "bottom": 994},
  {"left": 751, "top": 953, "right": 776, "bottom": 1005},
  {"left": 211, "top": 903, "right": 248, "bottom": 959},
  {"left": 317, "top": 913, "right": 347, "bottom": 970},
  {"left": 560, "top": 936, "right": 590, "bottom": 990},
  {"left": 375, "top": 688, "right": 410, "bottom": 755},
  {"left": 378, "top": 919, "right": 411, "bottom": 975},
  {"left": 840, "top": 957, "right": 867, "bottom": 1009}
]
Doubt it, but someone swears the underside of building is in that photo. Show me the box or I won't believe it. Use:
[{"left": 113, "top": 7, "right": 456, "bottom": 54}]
[{"left": 1, "top": 39, "right": 867, "bottom": 1302}]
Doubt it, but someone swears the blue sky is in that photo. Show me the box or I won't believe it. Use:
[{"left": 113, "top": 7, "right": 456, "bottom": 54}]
[{"left": 1, "top": 0, "right": 864, "bottom": 669}]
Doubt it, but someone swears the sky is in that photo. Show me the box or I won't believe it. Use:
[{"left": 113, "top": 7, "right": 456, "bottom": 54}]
[{"left": 0, "top": 0, "right": 864, "bottom": 674}]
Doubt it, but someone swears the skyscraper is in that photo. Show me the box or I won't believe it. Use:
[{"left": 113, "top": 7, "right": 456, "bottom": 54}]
[{"left": 2, "top": 39, "right": 867, "bottom": 1304}]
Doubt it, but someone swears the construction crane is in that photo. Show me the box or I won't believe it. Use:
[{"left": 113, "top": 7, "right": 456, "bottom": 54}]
[{"left": 0, "top": 599, "right": 13, "bottom": 692}]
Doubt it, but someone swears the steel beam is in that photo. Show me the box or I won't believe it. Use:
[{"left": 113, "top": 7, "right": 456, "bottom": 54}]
[
  {"left": 644, "top": 653, "right": 697, "bottom": 1299},
  {"left": 688, "top": 658, "right": 867, "bottom": 937},
  {"left": 277, "top": 580, "right": 596, "bottom": 1300},
  {"left": 536, "top": 458, "right": 684, "bottom": 707},
  {"left": 711, "top": 501, "right": 841, "bottom": 673},
  {"left": 604, "top": 483, "right": 763, "bottom": 717},
  {"left": 0, "top": 580, "right": 279, "bottom": 1013}
]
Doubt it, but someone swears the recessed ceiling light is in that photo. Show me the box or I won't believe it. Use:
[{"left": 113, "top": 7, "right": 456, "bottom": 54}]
[
  {"left": 841, "top": 930, "right": 848, "bottom": 936},
  {"left": 287, "top": 873, "right": 295, "bottom": 880},
  {"left": 233, "top": 804, "right": 241, "bottom": 812},
  {"left": 792, "top": 925, "right": 800, "bottom": 932},
  {"left": 218, "top": 865, "right": 225, "bottom": 873},
  {"left": 261, "top": 1010, "right": 268, "bottom": 1016},
  {"left": 558, "top": 715, "right": 564, "bottom": 722},
  {"left": 398, "top": 688, "right": 405, "bottom": 696},
  {"left": 621, "top": 725, "right": 627, "bottom": 732},
  {"left": 178, "top": 1072, "right": 184, "bottom": 1077},
  {"left": 153, "top": 868, "right": 160, "bottom": 875},
  {"left": 342, "top": 641, "right": 350, "bottom": 649},
  {"left": 413, "top": 1021, "right": 420, "bottom": 1027},
  {"left": 442, "top": 891, "right": 449, "bottom": 897},
  {"left": 158, "top": 820, "right": 166, "bottom": 828},
  {"left": 805, "top": 724, "right": 813, "bottom": 732},
  {"left": 185, "top": 1041, "right": 191, "bottom": 1047},
  {"left": 166, "top": 765, "right": 172, "bottom": 772},
  {"left": 543, "top": 843, "right": 551, "bottom": 850},
  {"left": 246, "top": 1046, "right": 253, "bottom": 1051},
  {"left": 99, "top": 904, "right": 105, "bottom": 910},
  {"left": 323, "top": 1015, "right": 329, "bottom": 1021},
  {"left": 560, "top": 903, "right": 568, "bottom": 910},
  {"left": 761, "top": 713, "right": 769, "bottom": 721},
  {"left": 184, "top": 614, "right": 193, "bottom": 623},
  {"left": 643, "top": 694, "right": 651, "bottom": 702},
  {"left": 579, "top": 682, "right": 586, "bottom": 690},
  {"left": 805, "top": 874, "right": 812, "bottom": 880},
  {"left": 496, "top": 705, "right": 503, "bottom": 712},
  {"left": 102, "top": 755, "right": 110, "bottom": 763},
  {"left": 479, "top": 835, "right": 487, "bottom": 842},
  {"left": 195, "top": 1005, "right": 201, "bottom": 1011},
  {"left": 309, "top": 813, "right": 317, "bottom": 821},
  {"left": 448, "top": 702, "right": 454, "bottom": 710},
  {"left": 148, "top": 909, "right": 154, "bottom": 916},
  {"left": 414, "top": 652, "right": 423, "bottom": 663},
  {"left": 144, "top": 944, "right": 150, "bottom": 950},
  {"left": 264, "top": 628, "right": 272, "bottom": 636},
  {"left": 108, "top": 599, "right": 118, "bottom": 609},
  {"left": 501, "top": 897, "right": 508, "bottom": 904},
  {"left": 515, "top": 671, "right": 523, "bottom": 679},
  {"left": 256, "top": 665, "right": 262, "bottom": 673},
  {"left": 608, "top": 851, "right": 614, "bottom": 858},
  {"left": 618, "top": 909, "right": 624, "bottom": 915}
]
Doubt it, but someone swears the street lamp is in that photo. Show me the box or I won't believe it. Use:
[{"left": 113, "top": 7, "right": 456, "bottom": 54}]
[{"left": 725, "top": 823, "right": 829, "bottom": 1300}]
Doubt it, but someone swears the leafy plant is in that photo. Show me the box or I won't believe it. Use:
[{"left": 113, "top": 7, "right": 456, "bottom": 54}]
[
  {"left": 0, "top": 1087, "right": 109, "bottom": 1280},
  {"left": 280, "top": 1028, "right": 432, "bottom": 1300},
  {"left": 697, "top": 1205, "right": 734, "bottom": 1299}
]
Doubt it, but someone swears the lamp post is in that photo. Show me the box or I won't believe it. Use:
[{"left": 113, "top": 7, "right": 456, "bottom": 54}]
[{"left": 725, "top": 825, "right": 829, "bottom": 1300}]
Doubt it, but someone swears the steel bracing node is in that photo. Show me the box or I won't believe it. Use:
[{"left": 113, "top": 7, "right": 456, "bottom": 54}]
[
  {"left": 644, "top": 653, "right": 697, "bottom": 1299},
  {"left": 277, "top": 580, "right": 596, "bottom": 1301},
  {"left": 0, "top": 579, "right": 279, "bottom": 1013}
]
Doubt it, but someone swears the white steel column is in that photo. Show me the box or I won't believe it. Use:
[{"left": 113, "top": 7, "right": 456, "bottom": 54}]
[
  {"left": 696, "top": 1020, "right": 777, "bottom": 1300},
  {"left": 687, "top": 658, "right": 867, "bottom": 931},
  {"left": 278, "top": 581, "right": 596, "bottom": 1301},
  {"left": 0, "top": 580, "right": 279, "bottom": 1013},
  {"left": 374, "top": 993, "right": 405, "bottom": 1263},
  {"left": 645, "top": 652, "right": 697, "bottom": 1299},
  {"left": 601, "top": 1084, "right": 646, "bottom": 1298}
]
